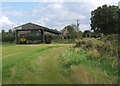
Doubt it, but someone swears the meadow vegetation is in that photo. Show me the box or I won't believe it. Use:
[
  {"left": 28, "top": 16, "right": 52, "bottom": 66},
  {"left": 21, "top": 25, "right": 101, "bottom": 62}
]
[{"left": 59, "top": 34, "right": 118, "bottom": 84}]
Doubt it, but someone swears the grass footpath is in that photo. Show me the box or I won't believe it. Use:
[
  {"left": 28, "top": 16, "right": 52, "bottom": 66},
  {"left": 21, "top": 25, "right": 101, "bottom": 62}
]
[{"left": 2, "top": 44, "right": 73, "bottom": 84}]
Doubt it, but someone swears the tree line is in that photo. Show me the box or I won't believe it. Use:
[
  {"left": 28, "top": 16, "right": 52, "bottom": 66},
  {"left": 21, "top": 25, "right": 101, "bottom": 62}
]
[{"left": 1, "top": 29, "right": 15, "bottom": 43}]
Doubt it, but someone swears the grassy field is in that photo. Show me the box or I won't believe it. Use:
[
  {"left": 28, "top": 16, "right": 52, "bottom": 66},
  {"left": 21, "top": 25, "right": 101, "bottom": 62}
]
[
  {"left": 2, "top": 44, "right": 73, "bottom": 84},
  {"left": 2, "top": 43, "right": 118, "bottom": 84}
]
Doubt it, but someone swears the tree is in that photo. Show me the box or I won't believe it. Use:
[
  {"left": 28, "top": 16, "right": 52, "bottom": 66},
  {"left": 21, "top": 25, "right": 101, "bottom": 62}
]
[
  {"left": 2, "top": 29, "right": 15, "bottom": 43},
  {"left": 64, "top": 24, "right": 77, "bottom": 36},
  {"left": 8, "top": 29, "right": 13, "bottom": 34},
  {"left": 2, "top": 29, "right": 6, "bottom": 36},
  {"left": 83, "top": 30, "right": 92, "bottom": 37},
  {"left": 90, "top": 5, "right": 119, "bottom": 34},
  {"left": 8, "top": 29, "right": 14, "bottom": 36}
]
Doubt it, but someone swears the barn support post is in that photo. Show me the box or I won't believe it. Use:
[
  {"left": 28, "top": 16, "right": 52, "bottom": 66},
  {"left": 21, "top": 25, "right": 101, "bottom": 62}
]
[
  {"left": 41, "top": 29, "right": 45, "bottom": 43},
  {"left": 15, "top": 30, "right": 18, "bottom": 44}
]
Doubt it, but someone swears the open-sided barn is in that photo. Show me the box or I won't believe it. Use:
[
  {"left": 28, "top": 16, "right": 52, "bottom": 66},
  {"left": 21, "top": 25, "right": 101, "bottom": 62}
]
[{"left": 14, "top": 23, "right": 61, "bottom": 44}]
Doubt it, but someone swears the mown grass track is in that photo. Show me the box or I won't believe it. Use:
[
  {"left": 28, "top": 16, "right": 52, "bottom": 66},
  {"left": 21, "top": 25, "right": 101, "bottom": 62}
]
[{"left": 2, "top": 44, "right": 73, "bottom": 84}]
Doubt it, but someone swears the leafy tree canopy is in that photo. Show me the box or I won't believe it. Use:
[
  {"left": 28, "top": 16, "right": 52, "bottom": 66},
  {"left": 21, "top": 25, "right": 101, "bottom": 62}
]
[{"left": 90, "top": 4, "right": 119, "bottom": 34}]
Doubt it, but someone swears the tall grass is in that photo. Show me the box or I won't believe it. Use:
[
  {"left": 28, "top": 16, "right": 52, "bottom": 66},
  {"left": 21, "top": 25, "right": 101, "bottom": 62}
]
[
  {"left": 59, "top": 34, "right": 118, "bottom": 84},
  {"left": 74, "top": 36, "right": 118, "bottom": 75}
]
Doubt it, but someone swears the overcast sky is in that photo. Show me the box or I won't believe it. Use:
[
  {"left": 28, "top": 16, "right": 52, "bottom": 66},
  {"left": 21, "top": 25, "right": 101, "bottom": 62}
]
[{"left": 0, "top": 0, "right": 119, "bottom": 32}]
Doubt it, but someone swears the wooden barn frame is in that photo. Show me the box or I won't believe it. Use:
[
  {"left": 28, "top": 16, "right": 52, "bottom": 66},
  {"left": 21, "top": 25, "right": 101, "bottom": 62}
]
[{"left": 14, "top": 23, "right": 61, "bottom": 44}]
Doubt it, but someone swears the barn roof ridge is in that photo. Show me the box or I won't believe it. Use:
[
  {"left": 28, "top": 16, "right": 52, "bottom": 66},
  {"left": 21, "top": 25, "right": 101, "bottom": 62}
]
[{"left": 14, "top": 22, "right": 48, "bottom": 29}]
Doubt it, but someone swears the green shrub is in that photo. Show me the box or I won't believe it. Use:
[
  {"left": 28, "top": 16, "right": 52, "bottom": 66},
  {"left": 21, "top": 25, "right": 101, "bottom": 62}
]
[
  {"left": 96, "top": 41, "right": 118, "bottom": 57},
  {"left": 74, "top": 37, "right": 118, "bottom": 58},
  {"left": 2, "top": 35, "right": 15, "bottom": 43},
  {"left": 75, "top": 38, "right": 101, "bottom": 50},
  {"left": 100, "top": 34, "right": 118, "bottom": 42}
]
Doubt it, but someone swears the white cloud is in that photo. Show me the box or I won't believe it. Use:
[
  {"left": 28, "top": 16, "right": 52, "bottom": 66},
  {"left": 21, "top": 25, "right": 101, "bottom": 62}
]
[
  {"left": 31, "top": 2, "right": 87, "bottom": 31},
  {"left": 90, "top": 0, "right": 119, "bottom": 9},
  {"left": 79, "top": 24, "right": 90, "bottom": 32},
  {"left": 51, "top": 3, "right": 63, "bottom": 9},
  {"left": 38, "top": 17, "right": 49, "bottom": 26},
  {"left": 0, "top": 16, "right": 14, "bottom": 31},
  {"left": 0, "top": 16, "right": 13, "bottom": 25}
]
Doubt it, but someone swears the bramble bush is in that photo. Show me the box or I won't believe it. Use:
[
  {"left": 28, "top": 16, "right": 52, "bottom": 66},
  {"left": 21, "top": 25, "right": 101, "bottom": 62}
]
[
  {"left": 74, "top": 35, "right": 118, "bottom": 59},
  {"left": 73, "top": 34, "right": 118, "bottom": 73}
]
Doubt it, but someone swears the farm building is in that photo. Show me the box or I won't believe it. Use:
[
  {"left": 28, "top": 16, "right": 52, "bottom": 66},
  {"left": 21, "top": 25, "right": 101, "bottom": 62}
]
[{"left": 14, "top": 23, "right": 61, "bottom": 44}]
